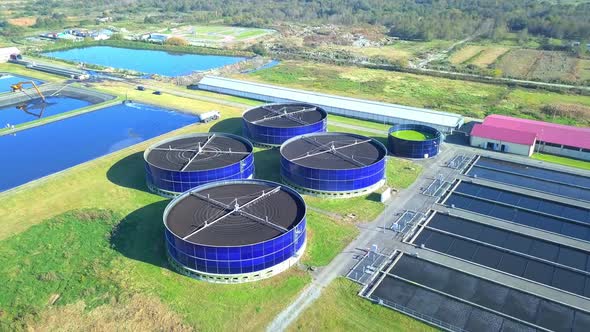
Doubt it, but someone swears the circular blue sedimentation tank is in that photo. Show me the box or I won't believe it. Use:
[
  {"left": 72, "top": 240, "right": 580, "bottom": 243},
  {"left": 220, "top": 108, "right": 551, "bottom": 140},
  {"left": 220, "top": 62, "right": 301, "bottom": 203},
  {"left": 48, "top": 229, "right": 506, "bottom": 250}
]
[
  {"left": 280, "top": 132, "right": 387, "bottom": 197},
  {"left": 243, "top": 103, "right": 327, "bottom": 147},
  {"left": 164, "top": 179, "right": 307, "bottom": 283},
  {"left": 144, "top": 132, "right": 255, "bottom": 197},
  {"left": 388, "top": 124, "right": 442, "bottom": 159}
]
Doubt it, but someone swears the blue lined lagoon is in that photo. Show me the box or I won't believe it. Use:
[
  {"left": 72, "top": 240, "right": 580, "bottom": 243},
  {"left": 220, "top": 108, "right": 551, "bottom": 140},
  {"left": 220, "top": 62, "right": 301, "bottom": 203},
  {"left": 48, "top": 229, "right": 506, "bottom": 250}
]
[
  {"left": 0, "top": 96, "right": 92, "bottom": 127},
  {"left": 0, "top": 102, "right": 198, "bottom": 191},
  {"left": 43, "top": 46, "right": 246, "bottom": 76},
  {"left": 0, "top": 74, "right": 43, "bottom": 93}
]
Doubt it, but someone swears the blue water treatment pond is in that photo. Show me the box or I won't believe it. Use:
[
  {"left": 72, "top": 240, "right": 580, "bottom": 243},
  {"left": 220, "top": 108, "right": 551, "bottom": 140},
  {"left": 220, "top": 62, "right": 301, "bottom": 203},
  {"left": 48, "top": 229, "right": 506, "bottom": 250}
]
[
  {"left": 43, "top": 46, "right": 246, "bottom": 76},
  {"left": 0, "top": 96, "right": 92, "bottom": 127},
  {"left": 0, "top": 102, "right": 198, "bottom": 192},
  {"left": 0, "top": 74, "right": 43, "bottom": 93}
]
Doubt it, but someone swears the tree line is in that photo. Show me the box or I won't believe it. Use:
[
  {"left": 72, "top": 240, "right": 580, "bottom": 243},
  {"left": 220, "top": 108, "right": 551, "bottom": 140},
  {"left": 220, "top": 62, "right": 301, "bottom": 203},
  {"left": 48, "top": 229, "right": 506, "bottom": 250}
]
[{"left": 3, "top": 0, "right": 590, "bottom": 41}]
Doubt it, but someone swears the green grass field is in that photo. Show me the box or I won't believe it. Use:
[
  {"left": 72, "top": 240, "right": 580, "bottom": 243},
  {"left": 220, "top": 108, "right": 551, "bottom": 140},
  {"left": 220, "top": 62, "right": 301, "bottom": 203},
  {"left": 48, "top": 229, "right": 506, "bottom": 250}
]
[
  {"left": 174, "top": 25, "right": 272, "bottom": 43},
  {"left": 236, "top": 60, "right": 590, "bottom": 126},
  {"left": 391, "top": 130, "right": 433, "bottom": 141},
  {"left": 0, "top": 209, "right": 311, "bottom": 331},
  {"left": 303, "top": 211, "right": 359, "bottom": 267},
  {"left": 532, "top": 153, "right": 590, "bottom": 171},
  {"left": 289, "top": 278, "right": 436, "bottom": 332}
]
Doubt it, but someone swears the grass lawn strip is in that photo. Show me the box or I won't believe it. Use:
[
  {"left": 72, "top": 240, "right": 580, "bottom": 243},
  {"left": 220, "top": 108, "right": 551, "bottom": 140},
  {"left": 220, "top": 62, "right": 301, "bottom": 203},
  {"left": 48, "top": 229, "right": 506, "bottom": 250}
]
[
  {"left": 532, "top": 153, "right": 590, "bottom": 171},
  {"left": 288, "top": 278, "right": 437, "bottom": 332}
]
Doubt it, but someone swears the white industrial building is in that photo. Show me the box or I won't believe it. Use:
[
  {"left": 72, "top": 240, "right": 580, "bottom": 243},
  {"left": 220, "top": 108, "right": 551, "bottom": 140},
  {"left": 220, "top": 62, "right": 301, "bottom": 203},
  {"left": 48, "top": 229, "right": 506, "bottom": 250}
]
[
  {"left": 470, "top": 124, "right": 537, "bottom": 157},
  {"left": 0, "top": 47, "right": 20, "bottom": 63},
  {"left": 198, "top": 76, "right": 464, "bottom": 133}
]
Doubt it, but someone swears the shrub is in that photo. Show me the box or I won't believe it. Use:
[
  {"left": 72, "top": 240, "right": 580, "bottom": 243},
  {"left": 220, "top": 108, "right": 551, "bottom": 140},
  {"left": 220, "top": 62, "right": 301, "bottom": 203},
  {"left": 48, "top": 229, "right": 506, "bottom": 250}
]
[{"left": 165, "top": 37, "right": 189, "bottom": 46}]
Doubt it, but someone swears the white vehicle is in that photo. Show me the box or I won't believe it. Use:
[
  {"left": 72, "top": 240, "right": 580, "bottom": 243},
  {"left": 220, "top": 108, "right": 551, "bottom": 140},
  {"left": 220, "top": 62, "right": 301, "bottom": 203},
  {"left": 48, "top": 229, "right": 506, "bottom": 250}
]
[{"left": 200, "top": 110, "right": 220, "bottom": 123}]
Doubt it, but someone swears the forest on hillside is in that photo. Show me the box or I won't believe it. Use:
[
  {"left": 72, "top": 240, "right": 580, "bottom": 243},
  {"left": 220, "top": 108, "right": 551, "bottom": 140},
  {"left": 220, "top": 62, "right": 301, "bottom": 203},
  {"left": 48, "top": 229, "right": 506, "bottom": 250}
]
[{"left": 10, "top": 0, "right": 590, "bottom": 41}]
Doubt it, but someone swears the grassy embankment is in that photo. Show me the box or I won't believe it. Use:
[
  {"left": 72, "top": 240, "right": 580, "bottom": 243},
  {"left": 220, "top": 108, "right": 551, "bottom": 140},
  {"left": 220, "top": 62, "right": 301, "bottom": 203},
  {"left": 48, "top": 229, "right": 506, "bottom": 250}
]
[
  {"left": 0, "top": 63, "right": 67, "bottom": 82},
  {"left": 235, "top": 60, "right": 590, "bottom": 126},
  {"left": 532, "top": 153, "right": 590, "bottom": 171},
  {"left": 0, "top": 71, "right": 425, "bottom": 330},
  {"left": 35, "top": 39, "right": 254, "bottom": 57},
  {"left": 289, "top": 278, "right": 437, "bottom": 332}
]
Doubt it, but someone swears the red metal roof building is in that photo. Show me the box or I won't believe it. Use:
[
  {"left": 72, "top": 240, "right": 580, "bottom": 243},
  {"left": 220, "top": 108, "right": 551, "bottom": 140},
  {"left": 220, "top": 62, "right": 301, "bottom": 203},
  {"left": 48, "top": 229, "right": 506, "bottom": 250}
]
[
  {"left": 471, "top": 123, "right": 537, "bottom": 146},
  {"left": 470, "top": 115, "right": 590, "bottom": 160},
  {"left": 483, "top": 115, "right": 590, "bottom": 150}
]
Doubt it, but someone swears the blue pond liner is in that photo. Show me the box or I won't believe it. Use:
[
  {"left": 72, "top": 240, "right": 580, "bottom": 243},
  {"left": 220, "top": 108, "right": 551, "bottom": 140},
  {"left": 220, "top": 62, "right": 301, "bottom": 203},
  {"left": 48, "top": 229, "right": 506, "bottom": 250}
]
[
  {"left": 0, "top": 102, "right": 197, "bottom": 192},
  {"left": 43, "top": 46, "right": 246, "bottom": 77},
  {"left": 0, "top": 74, "right": 43, "bottom": 93},
  {"left": 0, "top": 96, "right": 92, "bottom": 127}
]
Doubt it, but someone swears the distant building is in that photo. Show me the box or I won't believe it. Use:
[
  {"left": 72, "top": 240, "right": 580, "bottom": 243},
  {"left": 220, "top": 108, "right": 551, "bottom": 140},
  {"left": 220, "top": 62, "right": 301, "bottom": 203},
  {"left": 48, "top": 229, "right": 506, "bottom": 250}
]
[
  {"left": 470, "top": 114, "right": 590, "bottom": 161},
  {"left": 92, "top": 33, "right": 110, "bottom": 41},
  {"left": 471, "top": 123, "right": 537, "bottom": 157},
  {"left": 571, "top": 41, "right": 590, "bottom": 51},
  {"left": 138, "top": 33, "right": 151, "bottom": 41},
  {"left": 98, "top": 29, "right": 114, "bottom": 36},
  {"left": 68, "top": 29, "right": 90, "bottom": 38},
  {"left": 0, "top": 47, "right": 20, "bottom": 63},
  {"left": 147, "top": 33, "right": 168, "bottom": 43},
  {"left": 57, "top": 33, "right": 83, "bottom": 42},
  {"left": 96, "top": 16, "right": 113, "bottom": 23},
  {"left": 91, "top": 29, "right": 113, "bottom": 41},
  {"left": 40, "top": 32, "right": 59, "bottom": 39}
]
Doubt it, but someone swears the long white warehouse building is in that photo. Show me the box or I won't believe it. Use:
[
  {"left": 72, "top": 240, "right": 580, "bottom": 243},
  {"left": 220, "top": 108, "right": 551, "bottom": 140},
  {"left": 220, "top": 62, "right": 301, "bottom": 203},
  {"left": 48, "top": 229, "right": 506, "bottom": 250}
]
[{"left": 198, "top": 76, "right": 464, "bottom": 133}]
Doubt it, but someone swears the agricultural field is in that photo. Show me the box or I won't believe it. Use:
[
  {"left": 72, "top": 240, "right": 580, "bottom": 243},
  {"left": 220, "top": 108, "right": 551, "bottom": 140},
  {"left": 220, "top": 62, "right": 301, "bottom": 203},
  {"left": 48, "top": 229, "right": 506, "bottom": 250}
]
[
  {"left": 496, "top": 49, "right": 584, "bottom": 83},
  {"left": 236, "top": 60, "right": 590, "bottom": 126},
  {"left": 339, "top": 39, "right": 455, "bottom": 65},
  {"left": 449, "top": 44, "right": 510, "bottom": 67},
  {"left": 470, "top": 47, "right": 510, "bottom": 67},
  {"left": 6, "top": 16, "right": 36, "bottom": 27},
  {"left": 161, "top": 25, "right": 275, "bottom": 47},
  {"left": 449, "top": 45, "right": 487, "bottom": 64}
]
